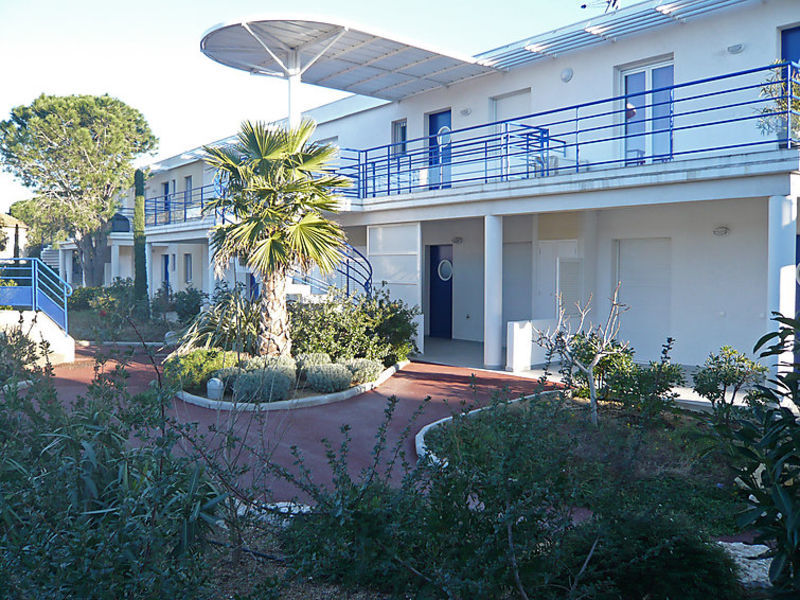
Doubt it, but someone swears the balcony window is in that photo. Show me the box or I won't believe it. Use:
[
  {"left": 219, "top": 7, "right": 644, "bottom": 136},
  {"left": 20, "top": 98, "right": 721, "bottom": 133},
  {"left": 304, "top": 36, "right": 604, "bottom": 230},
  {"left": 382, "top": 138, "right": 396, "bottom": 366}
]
[
  {"left": 184, "top": 175, "right": 193, "bottom": 202},
  {"left": 623, "top": 62, "right": 674, "bottom": 165},
  {"left": 184, "top": 253, "right": 192, "bottom": 284},
  {"left": 392, "top": 119, "right": 407, "bottom": 156}
]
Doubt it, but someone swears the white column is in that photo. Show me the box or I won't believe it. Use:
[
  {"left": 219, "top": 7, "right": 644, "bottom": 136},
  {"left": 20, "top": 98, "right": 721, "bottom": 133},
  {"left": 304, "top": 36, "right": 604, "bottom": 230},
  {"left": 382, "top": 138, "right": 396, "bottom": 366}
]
[
  {"left": 767, "top": 195, "right": 797, "bottom": 372},
  {"left": 64, "top": 250, "right": 73, "bottom": 286},
  {"left": 145, "top": 242, "right": 152, "bottom": 298},
  {"left": 287, "top": 50, "right": 301, "bottom": 129},
  {"left": 580, "top": 210, "right": 598, "bottom": 310},
  {"left": 530, "top": 214, "right": 539, "bottom": 320},
  {"left": 206, "top": 238, "right": 217, "bottom": 297},
  {"left": 484, "top": 215, "right": 504, "bottom": 368},
  {"left": 58, "top": 248, "right": 66, "bottom": 281},
  {"left": 110, "top": 243, "right": 120, "bottom": 282}
]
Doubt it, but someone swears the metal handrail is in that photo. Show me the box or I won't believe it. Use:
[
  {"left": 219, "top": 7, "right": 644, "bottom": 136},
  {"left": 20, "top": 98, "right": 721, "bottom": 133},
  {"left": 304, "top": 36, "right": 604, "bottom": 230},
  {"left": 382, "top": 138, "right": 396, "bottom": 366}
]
[
  {"left": 339, "top": 60, "right": 799, "bottom": 199},
  {"left": 290, "top": 242, "right": 373, "bottom": 298},
  {"left": 0, "top": 257, "right": 73, "bottom": 334}
]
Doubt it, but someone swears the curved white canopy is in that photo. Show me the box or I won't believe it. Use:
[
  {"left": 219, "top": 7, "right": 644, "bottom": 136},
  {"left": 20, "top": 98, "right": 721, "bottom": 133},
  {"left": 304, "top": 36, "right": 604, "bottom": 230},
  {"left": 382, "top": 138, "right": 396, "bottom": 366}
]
[{"left": 200, "top": 16, "right": 498, "bottom": 103}]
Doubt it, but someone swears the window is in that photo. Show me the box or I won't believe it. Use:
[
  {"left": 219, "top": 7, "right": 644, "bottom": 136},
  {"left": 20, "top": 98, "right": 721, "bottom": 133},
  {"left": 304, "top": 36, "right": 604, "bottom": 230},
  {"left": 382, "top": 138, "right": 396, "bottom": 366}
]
[
  {"left": 184, "top": 175, "right": 193, "bottom": 202},
  {"left": 622, "top": 62, "right": 674, "bottom": 164},
  {"left": 391, "top": 119, "right": 407, "bottom": 156},
  {"left": 184, "top": 253, "right": 192, "bottom": 284}
]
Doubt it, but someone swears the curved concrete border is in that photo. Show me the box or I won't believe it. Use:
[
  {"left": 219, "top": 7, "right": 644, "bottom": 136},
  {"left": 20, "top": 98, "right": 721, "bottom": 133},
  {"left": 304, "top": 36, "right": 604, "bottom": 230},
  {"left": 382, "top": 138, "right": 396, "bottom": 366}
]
[
  {"left": 176, "top": 360, "right": 409, "bottom": 412},
  {"left": 415, "top": 389, "right": 563, "bottom": 466}
]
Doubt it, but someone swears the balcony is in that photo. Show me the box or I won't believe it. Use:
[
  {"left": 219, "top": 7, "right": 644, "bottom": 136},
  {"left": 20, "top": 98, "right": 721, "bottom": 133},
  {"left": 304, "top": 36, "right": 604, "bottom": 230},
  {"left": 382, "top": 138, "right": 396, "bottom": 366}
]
[
  {"left": 135, "top": 61, "right": 799, "bottom": 226},
  {"left": 338, "top": 61, "right": 800, "bottom": 200}
]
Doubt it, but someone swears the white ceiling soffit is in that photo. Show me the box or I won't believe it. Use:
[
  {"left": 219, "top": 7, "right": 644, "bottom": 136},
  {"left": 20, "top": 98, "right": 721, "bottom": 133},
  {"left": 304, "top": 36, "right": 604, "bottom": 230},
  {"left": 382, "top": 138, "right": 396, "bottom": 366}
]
[
  {"left": 200, "top": 16, "right": 499, "bottom": 101},
  {"left": 478, "top": 0, "right": 758, "bottom": 70}
]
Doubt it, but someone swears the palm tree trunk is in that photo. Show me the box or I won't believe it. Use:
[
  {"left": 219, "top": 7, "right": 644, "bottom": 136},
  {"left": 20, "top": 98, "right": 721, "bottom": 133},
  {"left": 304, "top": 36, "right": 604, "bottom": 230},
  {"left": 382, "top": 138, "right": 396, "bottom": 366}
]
[{"left": 259, "top": 269, "right": 291, "bottom": 357}]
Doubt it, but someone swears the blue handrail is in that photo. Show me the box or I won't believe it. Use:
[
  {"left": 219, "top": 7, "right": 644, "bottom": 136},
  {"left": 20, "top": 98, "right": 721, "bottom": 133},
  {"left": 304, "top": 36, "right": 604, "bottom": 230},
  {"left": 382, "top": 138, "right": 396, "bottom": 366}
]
[
  {"left": 337, "top": 60, "right": 800, "bottom": 199},
  {"left": 290, "top": 242, "right": 373, "bottom": 298},
  {"left": 0, "top": 258, "right": 73, "bottom": 334}
]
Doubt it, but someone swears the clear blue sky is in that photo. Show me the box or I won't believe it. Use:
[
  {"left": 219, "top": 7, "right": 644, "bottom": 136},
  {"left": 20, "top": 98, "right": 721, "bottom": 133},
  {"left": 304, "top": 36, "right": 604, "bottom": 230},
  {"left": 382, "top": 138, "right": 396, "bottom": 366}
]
[{"left": 0, "top": 0, "right": 612, "bottom": 210}]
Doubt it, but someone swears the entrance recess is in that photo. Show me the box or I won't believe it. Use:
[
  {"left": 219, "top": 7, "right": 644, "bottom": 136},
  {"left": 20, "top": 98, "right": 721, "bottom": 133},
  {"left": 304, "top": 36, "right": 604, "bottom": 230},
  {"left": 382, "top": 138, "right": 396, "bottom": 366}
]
[{"left": 429, "top": 244, "right": 453, "bottom": 338}]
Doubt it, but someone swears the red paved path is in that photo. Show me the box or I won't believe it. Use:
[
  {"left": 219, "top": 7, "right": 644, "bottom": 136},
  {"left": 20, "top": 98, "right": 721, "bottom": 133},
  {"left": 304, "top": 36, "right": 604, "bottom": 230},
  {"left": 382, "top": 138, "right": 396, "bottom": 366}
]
[{"left": 53, "top": 348, "right": 550, "bottom": 501}]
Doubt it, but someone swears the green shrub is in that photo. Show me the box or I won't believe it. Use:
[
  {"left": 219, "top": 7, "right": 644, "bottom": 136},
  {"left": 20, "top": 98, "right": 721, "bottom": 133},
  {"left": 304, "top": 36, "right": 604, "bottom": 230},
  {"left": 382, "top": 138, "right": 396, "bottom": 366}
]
[
  {"left": 0, "top": 356, "right": 222, "bottom": 598},
  {"left": 245, "top": 355, "right": 297, "bottom": 382},
  {"left": 720, "top": 315, "right": 800, "bottom": 592},
  {"left": 305, "top": 363, "right": 352, "bottom": 393},
  {"left": 693, "top": 345, "right": 768, "bottom": 424},
  {"left": 173, "top": 287, "right": 207, "bottom": 323},
  {"left": 178, "top": 283, "right": 261, "bottom": 355},
  {"left": 606, "top": 338, "right": 685, "bottom": 424},
  {"left": 296, "top": 352, "right": 331, "bottom": 378},
  {"left": 559, "top": 512, "right": 742, "bottom": 599},
  {"left": 233, "top": 368, "right": 292, "bottom": 403},
  {"left": 570, "top": 332, "right": 634, "bottom": 399},
  {"left": 0, "top": 325, "right": 45, "bottom": 383},
  {"left": 150, "top": 282, "right": 175, "bottom": 319},
  {"left": 164, "top": 348, "right": 241, "bottom": 394},
  {"left": 338, "top": 357, "right": 383, "bottom": 384},
  {"left": 212, "top": 366, "right": 245, "bottom": 392},
  {"left": 67, "top": 285, "right": 104, "bottom": 310},
  {"left": 289, "top": 286, "right": 419, "bottom": 366}
]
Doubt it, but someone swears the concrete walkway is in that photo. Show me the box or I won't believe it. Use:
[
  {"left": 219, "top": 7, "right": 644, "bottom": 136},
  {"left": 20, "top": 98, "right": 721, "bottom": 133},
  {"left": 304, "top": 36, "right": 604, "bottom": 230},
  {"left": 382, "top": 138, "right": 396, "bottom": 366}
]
[{"left": 51, "top": 347, "right": 551, "bottom": 501}]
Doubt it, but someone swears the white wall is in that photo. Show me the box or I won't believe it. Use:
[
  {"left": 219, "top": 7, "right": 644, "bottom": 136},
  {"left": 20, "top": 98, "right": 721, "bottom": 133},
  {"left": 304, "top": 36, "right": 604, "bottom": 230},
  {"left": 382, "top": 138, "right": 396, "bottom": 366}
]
[
  {"left": 594, "top": 197, "right": 768, "bottom": 365},
  {"left": 312, "top": 0, "right": 797, "bottom": 173}
]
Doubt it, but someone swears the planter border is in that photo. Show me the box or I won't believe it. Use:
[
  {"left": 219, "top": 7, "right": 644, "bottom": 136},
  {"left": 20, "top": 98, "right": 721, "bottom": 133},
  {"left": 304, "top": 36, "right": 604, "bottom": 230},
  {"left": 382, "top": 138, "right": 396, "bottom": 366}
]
[
  {"left": 415, "top": 389, "right": 563, "bottom": 466},
  {"left": 176, "top": 360, "right": 409, "bottom": 412}
]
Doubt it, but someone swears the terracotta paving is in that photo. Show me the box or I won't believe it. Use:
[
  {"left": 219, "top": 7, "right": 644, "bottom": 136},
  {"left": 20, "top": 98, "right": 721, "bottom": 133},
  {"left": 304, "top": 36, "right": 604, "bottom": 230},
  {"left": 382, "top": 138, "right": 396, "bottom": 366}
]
[{"left": 52, "top": 348, "right": 551, "bottom": 501}]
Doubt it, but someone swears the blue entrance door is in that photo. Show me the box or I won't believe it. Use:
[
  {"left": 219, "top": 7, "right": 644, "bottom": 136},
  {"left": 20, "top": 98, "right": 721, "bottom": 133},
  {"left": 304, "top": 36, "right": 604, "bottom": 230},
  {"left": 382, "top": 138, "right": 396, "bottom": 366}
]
[
  {"left": 428, "top": 110, "right": 452, "bottom": 190},
  {"left": 429, "top": 245, "right": 453, "bottom": 338},
  {"left": 162, "top": 254, "right": 170, "bottom": 288}
]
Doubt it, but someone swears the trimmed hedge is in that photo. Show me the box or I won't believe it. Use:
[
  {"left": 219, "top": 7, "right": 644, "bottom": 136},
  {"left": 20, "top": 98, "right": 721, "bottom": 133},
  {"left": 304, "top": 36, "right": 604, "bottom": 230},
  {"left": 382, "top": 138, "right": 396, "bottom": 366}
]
[
  {"left": 164, "top": 348, "right": 241, "bottom": 394},
  {"left": 233, "top": 369, "right": 292, "bottom": 403},
  {"left": 306, "top": 364, "right": 353, "bottom": 393}
]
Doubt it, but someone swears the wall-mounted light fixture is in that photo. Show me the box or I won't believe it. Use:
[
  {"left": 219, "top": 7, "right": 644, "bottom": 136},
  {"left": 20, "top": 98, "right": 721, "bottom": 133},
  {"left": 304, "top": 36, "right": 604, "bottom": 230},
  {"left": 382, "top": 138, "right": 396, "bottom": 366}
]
[
  {"left": 713, "top": 225, "right": 731, "bottom": 237},
  {"left": 560, "top": 68, "right": 574, "bottom": 83},
  {"left": 459, "top": 108, "right": 472, "bottom": 117},
  {"left": 727, "top": 43, "right": 745, "bottom": 55},
  {"left": 451, "top": 236, "right": 464, "bottom": 244}
]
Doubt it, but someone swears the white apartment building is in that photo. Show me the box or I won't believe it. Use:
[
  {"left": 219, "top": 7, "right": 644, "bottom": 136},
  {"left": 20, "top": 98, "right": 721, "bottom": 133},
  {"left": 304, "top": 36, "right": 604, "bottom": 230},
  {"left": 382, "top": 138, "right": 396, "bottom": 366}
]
[{"left": 60, "top": 0, "right": 800, "bottom": 368}]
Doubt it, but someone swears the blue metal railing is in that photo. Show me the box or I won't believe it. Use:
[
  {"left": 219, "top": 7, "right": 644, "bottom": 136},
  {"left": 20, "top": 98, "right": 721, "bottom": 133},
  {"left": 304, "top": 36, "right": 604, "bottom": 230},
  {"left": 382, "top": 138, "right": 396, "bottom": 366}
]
[
  {"left": 290, "top": 243, "right": 373, "bottom": 297},
  {"left": 0, "top": 258, "right": 73, "bottom": 333},
  {"left": 144, "top": 183, "right": 218, "bottom": 226},
  {"left": 338, "top": 61, "right": 800, "bottom": 199}
]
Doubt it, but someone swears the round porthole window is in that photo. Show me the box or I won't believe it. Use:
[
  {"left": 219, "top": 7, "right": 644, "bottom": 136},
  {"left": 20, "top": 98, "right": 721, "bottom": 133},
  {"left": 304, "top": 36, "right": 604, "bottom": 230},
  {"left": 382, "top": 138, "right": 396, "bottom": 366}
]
[{"left": 437, "top": 259, "right": 453, "bottom": 282}]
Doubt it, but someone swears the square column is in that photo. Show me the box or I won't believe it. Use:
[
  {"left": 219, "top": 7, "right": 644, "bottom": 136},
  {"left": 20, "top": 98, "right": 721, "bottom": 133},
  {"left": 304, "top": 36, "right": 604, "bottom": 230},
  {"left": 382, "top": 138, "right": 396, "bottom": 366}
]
[
  {"left": 580, "top": 210, "right": 598, "bottom": 309},
  {"left": 530, "top": 214, "right": 539, "bottom": 320},
  {"left": 58, "top": 248, "right": 66, "bottom": 281},
  {"left": 484, "top": 215, "right": 503, "bottom": 368},
  {"left": 110, "top": 243, "right": 120, "bottom": 283},
  {"left": 63, "top": 249, "right": 73, "bottom": 286},
  {"left": 145, "top": 242, "right": 152, "bottom": 297},
  {"left": 767, "top": 195, "right": 797, "bottom": 372},
  {"left": 206, "top": 238, "right": 217, "bottom": 298}
]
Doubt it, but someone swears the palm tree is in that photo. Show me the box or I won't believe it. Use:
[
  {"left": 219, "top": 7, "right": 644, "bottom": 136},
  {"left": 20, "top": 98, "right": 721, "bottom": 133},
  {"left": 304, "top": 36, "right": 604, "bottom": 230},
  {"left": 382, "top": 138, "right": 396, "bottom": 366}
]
[{"left": 203, "top": 120, "right": 350, "bottom": 357}]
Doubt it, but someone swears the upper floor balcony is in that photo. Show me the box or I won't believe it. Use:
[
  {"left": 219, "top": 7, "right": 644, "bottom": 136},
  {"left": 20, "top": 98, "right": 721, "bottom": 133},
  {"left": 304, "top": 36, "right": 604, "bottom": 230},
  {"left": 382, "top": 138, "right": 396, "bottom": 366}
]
[
  {"left": 339, "top": 61, "right": 800, "bottom": 201},
  {"left": 136, "top": 61, "right": 799, "bottom": 227}
]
